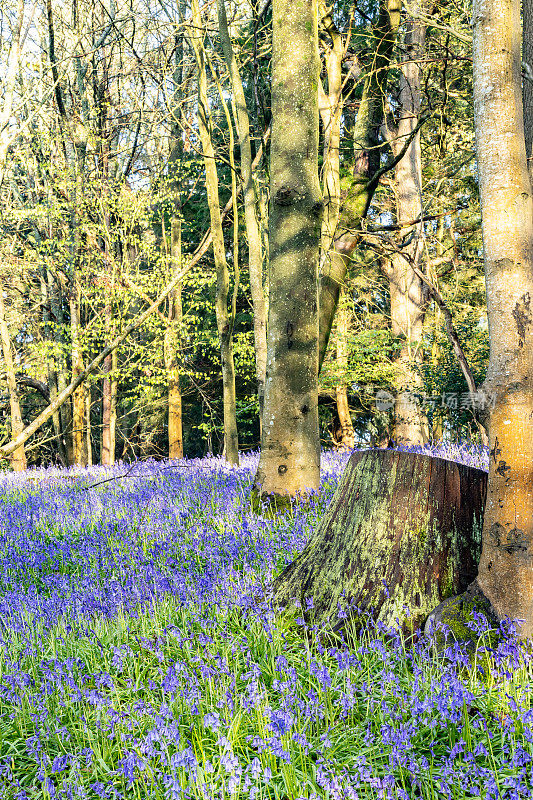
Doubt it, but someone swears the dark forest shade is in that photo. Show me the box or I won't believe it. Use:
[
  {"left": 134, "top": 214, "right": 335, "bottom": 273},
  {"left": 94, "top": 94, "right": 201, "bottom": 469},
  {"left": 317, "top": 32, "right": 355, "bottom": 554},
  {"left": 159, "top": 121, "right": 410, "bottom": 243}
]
[{"left": 272, "top": 449, "right": 487, "bottom": 639}]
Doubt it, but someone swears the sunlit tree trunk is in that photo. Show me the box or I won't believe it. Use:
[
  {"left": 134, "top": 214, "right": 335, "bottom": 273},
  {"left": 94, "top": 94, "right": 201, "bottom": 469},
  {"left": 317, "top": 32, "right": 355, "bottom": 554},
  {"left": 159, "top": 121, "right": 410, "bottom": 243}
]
[
  {"left": 48, "top": 268, "right": 73, "bottom": 465},
  {"left": 40, "top": 269, "right": 68, "bottom": 466},
  {"left": 101, "top": 247, "right": 117, "bottom": 466},
  {"left": 468, "top": 0, "right": 533, "bottom": 639},
  {"left": 386, "top": 7, "right": 430, "bottom": 446},
  {"left": 56, "top": 361, "right": 72, "bottom": 466},
  {"left": 101, "top": 234, "right": 117, "bottom": 465},
  {"left": 70, "top": 280, "right": 86, "bottom": 466},
  {"left": 70, "top": 158, "right": 86, "bottom": 466},
  {"left": 100, "top": 136, "right": 116, "bottom": 465},
  {"left": 334, "top": 289, "right": 355, "bottom": 449},
  {"left": 85, "top": 387, "right": 92, "bottom": 465},
  {"left": 101, "top": 305, "right": 116, "bottom": 465},
  {"left": 102, "top": 342, "right": 117, "bottom": 465},
  {"left": 217, "top": 0, "right": 267, "bottom": 415},
  {"left": 0, "top": 287, "right": 26, "bottom": 471},
  {"left": 164, "top": 11, "right": 186, "bottom": 461},
  {"left": 318, "top": 4, "right": 353, "bottom": 445},
  {"left": 523, "top": 0, "right": 533, "bottom": 182},
  {"left": 318, "top": 2, "right": 344, "bottom": 261},
  {"left": 253, "top": 0, "right": 323, "bottom": 501},
  {"left": 164, "top": 219, "right": 184, "bottom": 459},
  {"left": 189, "top": 0, "right": 239, "bottom": 465}
]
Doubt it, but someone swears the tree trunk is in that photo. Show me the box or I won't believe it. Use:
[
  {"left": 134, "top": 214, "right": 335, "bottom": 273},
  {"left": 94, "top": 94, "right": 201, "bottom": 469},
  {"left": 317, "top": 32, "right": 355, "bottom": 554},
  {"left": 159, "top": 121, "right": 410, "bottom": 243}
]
[
  {"left": 165, "top": 218, "right": 184, "bottom": 460},
  {"left": 386, "top": 5, "right": 430, "bottom": 446},
  {"left": 101, "top": 227, "right": 116, "bottom": 466},
  {"left": 69, "top": 143, "right": 87, "bottom": 467},
  {"left": 335, "top": 289, "right": 355, "bottom": 449},
  {"left": 85, "top": 386, "right": 92, "bottom": 466},
  {"left": 318, "top": 6, "right": 354, "bottom": 451},
  {"left": 166, "top": 14, "right": 186, "bottom": 462},
  {"left": 0, "top": 287, "right": 26, "bottom": 471},
  {"left": 57, "top": 363, "right": 73, "bottom": 465},
  {"left": 40, "top": 272, "right": 67, "bottom": 466},
  {"left": 464, "top": 0, "right": 533, "bottom": 640},
  {"left": 253, "top": 0, "right": 323, "bottom": 501},
  {"left": 188, "top": 0, "right": 239, "bottom": 466},
  {"left": 70, "top": 286, "right": 86, "bottom": 466},
  {"left": 318, "top": 3, "right": 344, "bottom": 268},
  {"left": 48, "top": 267, "right": 72, "bottom": 465},
  {"left": 102, "top": 346, "right": 117, "bottom": 466},
  {"left": 523, "top": 0, "right": 533, "bottom": 183},
  {"left": 101, "top": 316, "right": 116, "bottom": 465},
  {"left": 217, "top": 0, "right": 267, "bottom": 415},
  {"left": 272, "top": 449, "right": 487, "bottom": 640}
]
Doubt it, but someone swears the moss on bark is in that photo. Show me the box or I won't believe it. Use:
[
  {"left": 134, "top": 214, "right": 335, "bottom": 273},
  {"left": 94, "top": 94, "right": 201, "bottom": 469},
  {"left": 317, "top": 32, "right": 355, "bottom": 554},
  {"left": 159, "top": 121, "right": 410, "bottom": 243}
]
[{"left": 271, "top": 449, "right": 487, "bottom": 640}]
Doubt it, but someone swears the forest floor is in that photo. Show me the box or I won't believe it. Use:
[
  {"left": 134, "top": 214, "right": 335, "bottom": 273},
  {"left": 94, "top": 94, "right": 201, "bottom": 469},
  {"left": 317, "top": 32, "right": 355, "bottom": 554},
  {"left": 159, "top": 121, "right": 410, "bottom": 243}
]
[{"left": 0, "top": 443, "right": 531, "bottom": 800}]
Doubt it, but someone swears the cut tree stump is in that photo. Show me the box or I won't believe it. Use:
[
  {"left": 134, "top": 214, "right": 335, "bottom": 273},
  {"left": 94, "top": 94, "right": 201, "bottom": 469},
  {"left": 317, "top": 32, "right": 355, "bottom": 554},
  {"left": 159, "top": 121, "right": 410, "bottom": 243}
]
[{"left": 272, "top": 448, "right": 488, "bottom": 641}]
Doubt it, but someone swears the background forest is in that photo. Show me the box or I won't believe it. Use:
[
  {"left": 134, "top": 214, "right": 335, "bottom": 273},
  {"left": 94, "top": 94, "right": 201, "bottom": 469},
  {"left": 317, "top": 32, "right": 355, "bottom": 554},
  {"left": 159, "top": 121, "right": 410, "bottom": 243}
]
[{"left": 0, "top": 0, "right": 488, "bottom": 469}]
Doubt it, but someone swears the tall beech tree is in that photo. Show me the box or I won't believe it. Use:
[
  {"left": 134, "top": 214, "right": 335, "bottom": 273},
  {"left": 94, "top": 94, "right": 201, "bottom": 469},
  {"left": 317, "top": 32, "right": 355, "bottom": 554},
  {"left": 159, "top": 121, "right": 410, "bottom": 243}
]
[
  {"left": 383, "top": 1, "right": 430, "bottom": 446},
  {"left": 188, "top": 0, "right": 239, "bottom": 466},
  {"left": 164, "top": 8, "right": 188, "bottom": 461},
  {"left": 253, "top": 0, "right": 323, "bottom": 499},
  {"left": 318, "top": 3, "right": 355, "bottom": 449},
  {"left": 164, "top": 219, "right": 184, "bottom": 460},
  {"left": 523, "top": 0, "right": 533, "bottom": 180},
  {"left": 217, "top": 0, "right": 267, "bottom": 414},
  {"left": 464, "top": 0, "right": 533, "bottom": 639}
]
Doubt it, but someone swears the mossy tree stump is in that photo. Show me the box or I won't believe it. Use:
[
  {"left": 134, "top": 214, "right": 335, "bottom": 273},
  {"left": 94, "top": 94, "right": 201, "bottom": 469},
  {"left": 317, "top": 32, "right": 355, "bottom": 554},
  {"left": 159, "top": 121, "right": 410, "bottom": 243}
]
[{"left": 272, "top": 449, "right": 488, "bottom": 641}]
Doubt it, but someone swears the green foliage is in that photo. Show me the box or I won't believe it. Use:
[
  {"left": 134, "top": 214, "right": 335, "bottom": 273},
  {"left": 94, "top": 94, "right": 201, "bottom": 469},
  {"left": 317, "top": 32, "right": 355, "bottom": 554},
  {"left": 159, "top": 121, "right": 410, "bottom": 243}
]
[{"left": 0, "top": 0, "right": 491, "bottom": 463}]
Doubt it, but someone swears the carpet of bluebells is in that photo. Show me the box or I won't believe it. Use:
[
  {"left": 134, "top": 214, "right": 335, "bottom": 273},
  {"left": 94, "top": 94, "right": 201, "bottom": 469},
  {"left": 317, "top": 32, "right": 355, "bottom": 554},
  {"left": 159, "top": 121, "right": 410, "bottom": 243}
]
[{"left": 1, "top": 441, "right": 533, "bottom": 800}]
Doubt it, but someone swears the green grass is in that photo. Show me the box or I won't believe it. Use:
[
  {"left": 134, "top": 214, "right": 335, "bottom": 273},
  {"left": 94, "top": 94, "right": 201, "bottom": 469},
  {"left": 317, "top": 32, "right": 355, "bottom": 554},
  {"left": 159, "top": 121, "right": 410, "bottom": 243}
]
[{"left": 0, "top": 449, "right": 530, "bottom": 799}]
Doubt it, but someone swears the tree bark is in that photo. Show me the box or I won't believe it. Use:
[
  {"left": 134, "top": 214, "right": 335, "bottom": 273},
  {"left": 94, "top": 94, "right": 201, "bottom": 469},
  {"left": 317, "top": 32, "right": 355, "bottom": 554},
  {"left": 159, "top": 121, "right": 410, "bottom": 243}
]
[
  {"left": 523, "top": 0, "right": 533, "bottom": 183},
  {"left": 48, "top": 267, "right": 73, "bottom": 465},
  {"left": 70, "top": 280, "right": 86, "bottom": 466},
  {"left": 318, "top": 2, "right": 345, "bottom": 268},
  {"left": 217, "top": 0, "right": 267, "bottom": 415},
  {"left": 188, "top": 0, "right": 239, "bottom": 466},
  {"left": 385, "top": 4, "right": 430, "bottom": 446},
  {"left": 318, "top": 6, "right": 354, "bottom": 450},
  {"left": 272, "top": 449, "right": 487, "bottom": 640},
  {"left": 40, "top": 270, "right": 67, "bottom": 465},
  {"left": 253, "top": 0, "right": 323, "bottom": 500},
  {"left": 100, "top": 133, "right": 116, "bottom": 466},
  {"left": 334, "top": 289, "right": 355, "bottom": 449},
  {"left": 0, "top": 286, "right": 26, "bottom": 471},
  {"left": 101, "top": 261, "right": 117, "bottom": 464},
  {"left": 165, "top": 218, "right": 184, "bottom": 460},
  {"left": 101, "top": 346, "right": 116, "bottom": 465},
  {"left": 85, "top": 386, "right": 92, "bottom": 466},
  {"left": 465, "top": 0, "right": 533, "bottom": 640}
]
